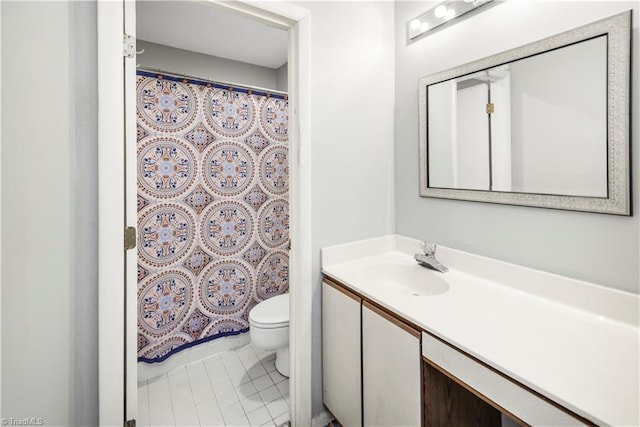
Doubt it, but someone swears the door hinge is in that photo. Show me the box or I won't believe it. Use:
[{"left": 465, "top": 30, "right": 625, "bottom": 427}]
[
  {"left": 486, "top": 102, "right": 495, "bottom": 114},
  {"left": 124, "top": 419, "right": 136, "bottom": 427},
  {"left": 123, "top": 33, "right": 136, "bottom": 58},
  {"left": 124, "top": 226, "right": 137, "bottom": 250}
]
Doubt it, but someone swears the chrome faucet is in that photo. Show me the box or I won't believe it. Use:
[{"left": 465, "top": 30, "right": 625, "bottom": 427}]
[{"left": 415, "top": 242, "right": 449, "bottom": 273}]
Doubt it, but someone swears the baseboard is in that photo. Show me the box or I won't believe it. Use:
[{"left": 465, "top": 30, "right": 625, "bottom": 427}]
[{"left": 311, "top": 407, "right": 335, "bottom": 427}]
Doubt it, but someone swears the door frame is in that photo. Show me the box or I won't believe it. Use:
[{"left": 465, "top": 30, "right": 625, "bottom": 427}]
[
  {"left": 0, "top": 2, "right": 3, "bottom": 419},
  {"left": 97, "top": 0, "right": 312, "bottom": 425}
]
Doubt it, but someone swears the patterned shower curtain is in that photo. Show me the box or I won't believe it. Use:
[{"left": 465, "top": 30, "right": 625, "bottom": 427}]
[{"left": 136, "top": 71, "right": 289, "bottom": 363}]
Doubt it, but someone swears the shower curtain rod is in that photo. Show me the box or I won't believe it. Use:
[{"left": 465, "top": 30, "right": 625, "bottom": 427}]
[{"left": 137, "top": 67, "right": 288, "bottom": 98}]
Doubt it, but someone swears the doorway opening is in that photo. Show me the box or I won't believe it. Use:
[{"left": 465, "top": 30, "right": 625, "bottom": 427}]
[
  {"left": 97, "top": 0, "right": 312, "bottom": 426},
  {"left": 134, "top": 2, "right": 291, "bottom": 426}
]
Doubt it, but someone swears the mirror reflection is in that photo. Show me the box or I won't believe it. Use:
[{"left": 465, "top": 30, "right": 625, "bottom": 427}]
[
  {"left": 426, "top": 35, "right": 607, "bottom": 198},
  {"left": 418, "top": 10, "right": 631, "bottom": 215}
]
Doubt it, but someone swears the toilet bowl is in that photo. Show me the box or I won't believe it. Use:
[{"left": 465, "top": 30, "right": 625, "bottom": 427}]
[{"left": 249, "top": 293, "right": 289, "bottom": 377}]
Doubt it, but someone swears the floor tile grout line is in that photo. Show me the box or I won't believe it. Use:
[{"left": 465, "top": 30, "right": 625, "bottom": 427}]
[
  {"left": 138, "top": 379, "right": 151, "bottom": 426},
  {"left": 225, "top": 351, "right": 255, "bottom": 424},
  {"left": 163, "top": 373, "right": 177, "bottom": 425},
  {"left": 185, "top": 360, "right": 213, "bottom": 424},
  {"left": 150, "top": 374, "right": 176, "bottom": 425},
  {"left": 142, "top": 344, "right": 288, "bottom": 427}
]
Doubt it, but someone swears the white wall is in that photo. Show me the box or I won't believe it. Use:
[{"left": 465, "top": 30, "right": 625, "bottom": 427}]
[
  {"left": 2, "top": 2, "right": 72, "bottom": 422},
  {"left": 300, "top": 0, "right": 396, "bottom": 416},
  {"left": 395, "top": 0, "right": 639, "bottom": 294},
  {"left": 70, "top": 2, "right": 99, "bottom": 424},
  {"left": 136, "top": 39, "right": 284, "bottom": 91},
  {"left": 276, "top": 63, "right": 288, "bottom": 92},
  {"left": 510, "top": 36, "right": 607, "bottom": 197},
  {"left": 427, "top": 81, "right": 456, "bottom": 187},
  {"left": 1, "top": 1, "right": 98, "bottom": 425}
]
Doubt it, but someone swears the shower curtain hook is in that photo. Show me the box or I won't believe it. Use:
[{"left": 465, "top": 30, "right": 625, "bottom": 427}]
[{"left": 136, "top": 48, "right": 145, "bottom": 55}]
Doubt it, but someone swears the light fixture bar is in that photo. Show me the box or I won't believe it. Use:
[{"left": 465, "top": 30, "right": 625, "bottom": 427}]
[{"left": 407, "top": 0, "right": 494, "bottom": 41}]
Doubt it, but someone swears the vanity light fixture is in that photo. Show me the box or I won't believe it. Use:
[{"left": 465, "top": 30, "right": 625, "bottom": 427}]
[{"left": 407, "top": 0, "right": 494, "bottom": 41}]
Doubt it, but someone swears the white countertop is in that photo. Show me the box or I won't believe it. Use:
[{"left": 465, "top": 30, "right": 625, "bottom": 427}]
[{"left": 321, "top": 235, "right": 639, "bottom": 426}]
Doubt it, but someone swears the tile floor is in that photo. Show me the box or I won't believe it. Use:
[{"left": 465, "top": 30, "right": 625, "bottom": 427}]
[{"left": 138, "top": 343, "right": 290, "bottom": 427}]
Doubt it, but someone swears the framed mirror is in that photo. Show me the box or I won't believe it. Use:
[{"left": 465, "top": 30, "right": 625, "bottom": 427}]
[{"left": 418, "top": 11, "right": 631, "bottom": 215}]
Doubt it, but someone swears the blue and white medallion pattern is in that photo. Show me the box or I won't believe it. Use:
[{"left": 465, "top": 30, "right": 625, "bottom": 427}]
[
  {"left": 256, "top": 251, "right": 289, "bottom": 300},
  {"left": 201, "top": 260, "right": 252, "bottom": 315},
  {"left": 204, "top": 88, "right": 256, "bottom": 138},
  {"left": 258, "top": 199, "right": 289, "bottom": 249},
  {"left": 138, "top": 138, "right": 198, "bottom": 199},
  {"left": 203, "top": 142, "right": 255, "bottom": 196},
  {"left": 201, "top": 201, "right": 254, "bottom": 256},
  {"left": 136, "top": 72, "right": 288, "bottom": 363},
  {"left": 137, "top": 78, "right": 197, "bottom": 132},
  {"left": 259, "top": 97, "right": 289, "bottom": 142},
  {"left": 260, "top": 146, "right": 289, "bottom": 195},
  {"left": 138, "top": 203, "right": 196, "bottom": 268},
  {"left": 138, "top": 269, "right": 194, "bottom": 338}
]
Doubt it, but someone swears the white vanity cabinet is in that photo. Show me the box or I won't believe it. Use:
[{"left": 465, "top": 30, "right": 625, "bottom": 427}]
[
  {"left": 323, "top": 278, "right": 421, "bottom": 427},
  {"left": 323, "top": 275, "right": 598, "bottom": 427},
  {"left": 362, "top": 301, "right": 421, "bottom": 427},
  {"left": 322, "top": 279, "right": 362, "bottom": 427},
  {"left": 321, "top": 236, "right": 637, "bottom": 426}
]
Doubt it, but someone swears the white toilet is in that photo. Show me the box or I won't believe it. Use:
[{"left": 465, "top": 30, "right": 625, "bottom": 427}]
[{"left": 249, "top": 293, "right": 290, "bottom": 377}]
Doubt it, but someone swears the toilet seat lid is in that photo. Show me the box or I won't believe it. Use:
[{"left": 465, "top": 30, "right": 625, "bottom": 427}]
[{"left": 249, "top": 293, "right": 289, "bottom": 328}]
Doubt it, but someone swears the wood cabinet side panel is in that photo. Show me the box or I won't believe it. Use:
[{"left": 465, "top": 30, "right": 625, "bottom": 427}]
[{"left": 423, "top": 359, "right": 503, "bottom": 427}]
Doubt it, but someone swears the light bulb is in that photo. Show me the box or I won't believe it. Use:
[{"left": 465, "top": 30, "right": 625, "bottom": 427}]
[
  {"left": 445, "top": 8, "right": 456, "bottom": 20},
  {"left": 434, "top": 5, "right": 448, "bottom": 18},
  {"left": 409, "top": 19, "right": 422, "bottom": 31},
  {"left": 420, "top": 22, "right": 430, "bottom": 33}
]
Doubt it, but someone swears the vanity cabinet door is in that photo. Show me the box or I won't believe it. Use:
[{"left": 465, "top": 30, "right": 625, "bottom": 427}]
[
  {"left": 362, "top": 301, "right": 421, "bottom": 427},
  {"left": 322, "top": 280, "right": 362, "bottom": 427}
]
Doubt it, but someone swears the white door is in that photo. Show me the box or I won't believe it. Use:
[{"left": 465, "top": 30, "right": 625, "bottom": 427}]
[
  {"left": 97, "top": 0, "right": 137, "bottom": 425},
  {"left": 124, "top": 0, "right": 138, "bottom": 424},
  {"left": 455, "top": 82, "right": 490, "bottom": 190},
  {"left": 99, "top": 2, "right": 313, "bottom": 425}
]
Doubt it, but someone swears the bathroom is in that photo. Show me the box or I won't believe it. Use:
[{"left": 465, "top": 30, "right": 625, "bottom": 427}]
[
  {"left": 134, "top": 1, "right": 291, "bottom": 426},
  {"left": 0, "top": 0, "right": 638, "bottom": 426}
]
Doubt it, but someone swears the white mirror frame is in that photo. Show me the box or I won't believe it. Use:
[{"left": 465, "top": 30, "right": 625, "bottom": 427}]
[{"left": 418, "top": 10, "right": 632, "bottom": 215}]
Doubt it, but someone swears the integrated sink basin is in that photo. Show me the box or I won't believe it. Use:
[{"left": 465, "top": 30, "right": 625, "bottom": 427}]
[
  {"left": 322, "top": 235, "right": 640, "bottom": 426},
  {"left": 363, "top": 262, "right": 449, "bottom": 296}
]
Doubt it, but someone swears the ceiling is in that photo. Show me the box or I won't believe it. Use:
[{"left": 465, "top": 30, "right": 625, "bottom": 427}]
[{"left": 136, "top": 1, "right": 288, "bottom": 69}]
